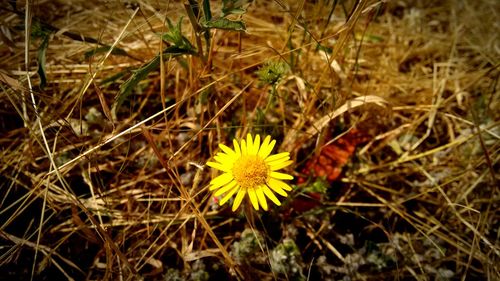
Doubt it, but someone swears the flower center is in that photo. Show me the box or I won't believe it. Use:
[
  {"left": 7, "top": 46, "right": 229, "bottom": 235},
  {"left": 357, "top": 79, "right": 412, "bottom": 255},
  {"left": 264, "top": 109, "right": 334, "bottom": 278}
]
[{"left": 232, "top": 155, "right": 269, "bottom": 189}]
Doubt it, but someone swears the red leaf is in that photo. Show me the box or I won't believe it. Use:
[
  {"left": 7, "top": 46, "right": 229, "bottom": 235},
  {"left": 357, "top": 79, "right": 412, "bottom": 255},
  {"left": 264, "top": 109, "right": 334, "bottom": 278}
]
[{"left": 297, "top": 129, "right": 368, "bottom": 184}]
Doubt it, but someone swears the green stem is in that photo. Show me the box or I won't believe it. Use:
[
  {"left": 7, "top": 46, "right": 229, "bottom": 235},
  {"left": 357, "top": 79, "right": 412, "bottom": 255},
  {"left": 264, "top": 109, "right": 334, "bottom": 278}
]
[{"left": 184, "top": 3, "right": 206, "bottom": 62}]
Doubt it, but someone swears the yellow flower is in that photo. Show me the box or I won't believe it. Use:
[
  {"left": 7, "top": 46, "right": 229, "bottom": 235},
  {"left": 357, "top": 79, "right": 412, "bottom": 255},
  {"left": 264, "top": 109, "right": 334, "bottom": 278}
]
[{"left": 207, "top": 134, "right": 294, "bottom": 211}]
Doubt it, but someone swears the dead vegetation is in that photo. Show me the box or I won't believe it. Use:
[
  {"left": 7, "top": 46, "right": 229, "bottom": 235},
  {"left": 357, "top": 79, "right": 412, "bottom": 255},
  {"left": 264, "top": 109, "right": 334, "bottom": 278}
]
[{"left": 0, "top": 0, "right": 498, "bottom": 280}]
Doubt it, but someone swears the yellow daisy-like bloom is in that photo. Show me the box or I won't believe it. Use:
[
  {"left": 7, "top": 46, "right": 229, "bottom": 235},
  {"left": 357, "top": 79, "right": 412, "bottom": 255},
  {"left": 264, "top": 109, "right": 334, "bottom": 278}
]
[{"left": 207, "top": 134, "right": 294, "bottom": 211}]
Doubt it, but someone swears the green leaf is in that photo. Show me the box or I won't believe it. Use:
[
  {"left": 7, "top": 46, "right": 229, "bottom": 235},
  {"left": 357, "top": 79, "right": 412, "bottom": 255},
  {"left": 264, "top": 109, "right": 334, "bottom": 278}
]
[
  {"left": 222, "top": 0, "right": 252, "bottom": 17},
  {"left": 202, "top": 0, "right": 212, "bottom": 21},
  {"left": 30, "top": 20, "right": 52, "bottom": 39},
  {"left": 100, "top": 70, "right": 129, "bottom": 87},
  {"left": 29, "top": 20, "right": 52, "bottom": 90},
  {"left": 201, "top": 18, "right": 246, "bottom": 31},
  {"left": 162, "top": 44, "right": 197, "bottom": 56},
  {"left": 37, "top": 35, "right": 49, "bottom": 89},
  {"left": 116, "top": 55, "right": 161, "bottom": 111},
  {"left": 308, "top": 178, "right": 329, "bottom": 194},
  {"left": 115, "top": 17, "right": 198, "bottom": 111},
  {"left": 161, "top": 18, "right": 197, "bottom": 53},
  {"left": 256, "top": 60, "right": 289, "bottom": 85},
  {"left": 116, "top": 49, "right": 189, "bottom": 111},
  {"left": 84, "top": 46, "right": 128, "bottom": 59},
  {"left": 316, "top": 43, "right": 332, "bottom": 53}
]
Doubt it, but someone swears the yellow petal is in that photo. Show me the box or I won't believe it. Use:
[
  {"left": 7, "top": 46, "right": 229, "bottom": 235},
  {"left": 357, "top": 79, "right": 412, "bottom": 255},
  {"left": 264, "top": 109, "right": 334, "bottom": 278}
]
[
  {"left": 233, "top": 139, "right": 241, "bottom": 156},
  {"left": 241, "top": 139, "right": 247, "bottom": 155},
  {"left": 214, "top": 180, "right": 237, "bottom": 196},
  {"left": 206, "top": 161, "right": 231, "bottom": 172},
  {"left": 270, "top": 171, "right": 294, "bottom": 180},
  {"left": 270, "top": 160, "right": 294, "bottom": 171},
  {"left": 262, "top": 185, "right": 281, "bottom": 206},
  {"left": 267, "top": 178, "right": 290, "bottom": 196},
  {"left": 266, "top": 155, "right": 291, "bottom": 166},
  {"left": 219, "top": 143, "right": 236, "bottom": 156},
  {"left": 255, "top": 187, "right": 268, "bottom": 211},
  {"left": 232, "top": 188, "right": 246, "bottom": 211},
  {"left": 253, "top": 134, "right": 261, "bottom": 155},
  {"left": 246, "top": 134, "right": 254, "bottom": 155},
  {"left": 275, "top": 179, "right": 293, "bottom": 191},
  {"left": 214, "top": 152, "right": 229, "bottom": 159},
  {"left": 259, "top": 135, "right": 271, "bottom": 156},
  {"left": 265, "top": 152, "right": 290, "bottom": 163},
  {"left": 209, "top": 173, "right": 233, "bottom": 190},
  {"left": 248, "top": 188, "right": 259, "bottom": 210},
  {"left": 220, "top": 185, "right": 239, "bottom": 206},
  {"left": 258, "top": 138, "right": 276, "bottom": 159},
  {"left": 214, "top": 153, "right": 235, "bottom": 165}
]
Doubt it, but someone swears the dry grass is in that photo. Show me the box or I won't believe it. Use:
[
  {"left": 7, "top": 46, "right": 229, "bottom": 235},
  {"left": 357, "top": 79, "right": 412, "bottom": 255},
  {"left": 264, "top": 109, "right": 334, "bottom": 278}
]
[{"left": 0, "top": 0, "right": 498, "bottom": 280}]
